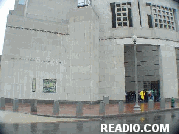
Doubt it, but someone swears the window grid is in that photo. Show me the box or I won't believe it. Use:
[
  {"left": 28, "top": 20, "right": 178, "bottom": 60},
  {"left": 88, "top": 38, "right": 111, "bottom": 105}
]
[
  {"left": 115, "top": 2, "right": 131, "bottom": 27},
  {"left": 151, "top": 5, "right": 175, "bottom": 30}
]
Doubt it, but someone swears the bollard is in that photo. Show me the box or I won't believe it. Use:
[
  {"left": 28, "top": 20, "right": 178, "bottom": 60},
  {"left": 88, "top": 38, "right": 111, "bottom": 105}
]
[
  {"left": 53, "top": 100, "right": 59, "bottom": 115},
  {"left": 118, "top": 101, "right": 124, "bottom": 113},
  {"left": 171, "top": 97, "right": 175, "bottom": 108},
  {"left": 160, "top": 98, "right": 165, "bottom": 110},
  {"left": 103, "top": 96, "right": 109, "bottom": 104},
  {"left": 31, "top": 99, "right": 37, "bottom": 113},
  {"left": 13, "top": 98, "right": 19, "bottom": 112},
  {"left": 99, "top": 101, "right": 105, "bottom": 115},
  {"left": 148, "top": 99, "right": 154, "bottom": 110},
  {"left": 0, "top": 97, "right": 5, "bottom": 110},
  {"left": 76, "top": 102, "right": 83, "bottom": 117}
]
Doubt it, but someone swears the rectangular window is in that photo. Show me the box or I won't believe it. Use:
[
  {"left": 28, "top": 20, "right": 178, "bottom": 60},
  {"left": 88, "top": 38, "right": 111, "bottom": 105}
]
[
  {"left": 77, "top": 0, "right": 90, "bottom": 7},
  {"left": 148, "top": 15, "right": 153, "bottom": 28},
  {"left": 32, "top": 78, "right": 36, "bottom": 92},
  {"left": 111, "top": 2, "right": 132, "bottom": 28},
  {"left": 18, "top": 0, "right": 26, "bottom": 5},
  {"left": 43, "top": 79, "right": 56, "bottom": 93}
]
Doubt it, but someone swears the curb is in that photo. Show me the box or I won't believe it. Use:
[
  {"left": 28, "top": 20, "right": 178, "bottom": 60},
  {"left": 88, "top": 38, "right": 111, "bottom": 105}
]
[{"left": 27, "top": 107, "right": 179, "bottom": 120}]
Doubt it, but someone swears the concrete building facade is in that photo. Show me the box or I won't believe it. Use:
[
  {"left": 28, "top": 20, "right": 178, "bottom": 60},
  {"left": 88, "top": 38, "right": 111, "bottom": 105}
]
[{"left": 1, "top": 0, "right": 179, "bottom": 101}]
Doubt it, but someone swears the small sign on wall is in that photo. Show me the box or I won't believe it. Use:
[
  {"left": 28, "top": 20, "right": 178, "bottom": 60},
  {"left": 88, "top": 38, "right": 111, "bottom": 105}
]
[
  {"left": 32, "top": 78, "right": 36, "bottom": 92},
  {"left": 43, "top": 79, "right": 56, "bottom": 93}
]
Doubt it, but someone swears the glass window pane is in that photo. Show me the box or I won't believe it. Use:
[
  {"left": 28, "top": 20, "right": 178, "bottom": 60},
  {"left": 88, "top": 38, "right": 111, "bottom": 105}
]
[{"left": 18, "top": 0, "right": 26, "bottom": 5}]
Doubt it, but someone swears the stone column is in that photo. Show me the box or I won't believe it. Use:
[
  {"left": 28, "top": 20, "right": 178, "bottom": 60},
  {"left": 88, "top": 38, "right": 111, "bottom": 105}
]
[{"left": 159, "top": 44, "right": 178, "bottom": 98}]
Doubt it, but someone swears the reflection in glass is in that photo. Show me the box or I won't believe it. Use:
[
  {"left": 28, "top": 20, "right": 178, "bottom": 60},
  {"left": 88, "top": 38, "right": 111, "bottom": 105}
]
[
  {"left": 140, "top": 103, "right": 145, "bottom": 112},
  {"left": 76, "top": 122, "right": 83, "bottom": 132},
  {"left": 13, "top": 124, "right": 19, "bottom": 132},
  {"left": 53, "top": 123, "right": 59, "bottom": 133},
  {"left": 31, "top": 123, "right": 37, "bottom": 133},
  {"left": 0, "top": 123, "right": 5, "bottom": 134}
]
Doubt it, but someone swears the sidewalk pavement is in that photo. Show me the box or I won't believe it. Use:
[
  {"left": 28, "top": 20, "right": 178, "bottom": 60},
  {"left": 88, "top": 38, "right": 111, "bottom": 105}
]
[
  {"left": 1, "top": 102, "right": 179, "bottom": 118},
  {"left": 0, "top": 110, "right": 90, "bottom": 124}
]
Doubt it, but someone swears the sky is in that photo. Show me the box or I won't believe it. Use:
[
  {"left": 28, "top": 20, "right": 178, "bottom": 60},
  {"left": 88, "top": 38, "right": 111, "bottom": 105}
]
[
  {"left": 0, "top": 0, "right": 86, "bottom": 55},
  {"left": 0, "top": 0, "right": 15, "bottom": 55}
]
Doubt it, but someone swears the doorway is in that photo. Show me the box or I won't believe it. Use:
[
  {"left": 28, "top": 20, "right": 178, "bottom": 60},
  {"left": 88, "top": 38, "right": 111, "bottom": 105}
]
[{"left": 151, "top": 81, "right": 160, "bottom": 101}]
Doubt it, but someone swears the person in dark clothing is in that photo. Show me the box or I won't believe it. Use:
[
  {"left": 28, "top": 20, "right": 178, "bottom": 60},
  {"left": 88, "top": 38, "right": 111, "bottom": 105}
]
[
  {"left": 125, "top": 92, "right": 129, "bottom": 103},
  {"left": 145, "top": 90, "right": 148, "bottom": 102}
]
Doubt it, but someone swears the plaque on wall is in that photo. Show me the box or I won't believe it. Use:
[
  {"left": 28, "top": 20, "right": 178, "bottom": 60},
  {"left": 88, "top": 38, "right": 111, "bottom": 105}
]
[{"left": 43, "top": 79, "right": 56, "bottom": 93}]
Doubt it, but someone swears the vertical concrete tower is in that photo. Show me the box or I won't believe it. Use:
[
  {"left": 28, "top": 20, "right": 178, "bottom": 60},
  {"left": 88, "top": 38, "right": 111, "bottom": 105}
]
[
  {"left": 1, "top": 0, "right": 179, "bottom": 102},
  {"left": 1, "top": 0, "right": 99, "bottom": 101}
]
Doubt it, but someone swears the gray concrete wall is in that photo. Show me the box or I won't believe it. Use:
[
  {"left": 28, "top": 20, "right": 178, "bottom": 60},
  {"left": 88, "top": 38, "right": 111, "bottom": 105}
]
[
  {"left": 159, "top": 44, "right": 178, "bottom": 98},
  {"left": 99, "top": 40, "right": 125, "bottom": 100},
  {"left": 67, "top": 7, "right": 99, "bottom": 101},
  {"left": 26, "top": 0, "right": 78, "bottom": 22},
  {"left": 90, "top": 0, "right": 179, "bottom": 41},
  {"left": 1, "top": 6, "right": 100, "bottom": 101},
  {"left": 1, "top": 0, "right": 179, "bottom": 101}
]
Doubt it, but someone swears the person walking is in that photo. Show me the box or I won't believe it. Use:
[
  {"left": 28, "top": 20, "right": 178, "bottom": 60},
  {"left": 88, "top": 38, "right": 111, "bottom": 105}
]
[
  {"left": 140, "top": 90, "right": 145, "bottom": 102},
  {"left": 145, "top": 90, "right": 148, "bottom": 102}
]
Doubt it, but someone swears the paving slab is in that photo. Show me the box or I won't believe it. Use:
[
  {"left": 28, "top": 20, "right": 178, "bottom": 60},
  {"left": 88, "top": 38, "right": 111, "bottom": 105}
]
[{"left": 0, "top": 111, "right": 89, "bottom": 124}]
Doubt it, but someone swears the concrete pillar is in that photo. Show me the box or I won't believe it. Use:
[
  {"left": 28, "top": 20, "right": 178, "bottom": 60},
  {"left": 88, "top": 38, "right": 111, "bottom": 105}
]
[
  {"left": 118, "top": 101, "right": 124, "bottom": 113},
  {"left": 13, "top": 98, "right": 19, "bottom": 112},
  {"left": 0, "top": 97, "right": 5, "bottom": 110},
  {"left": 148, "top": 99, "right": 154, "bottom": 110},
  {"left": 131, "top": 0, "right": 141, "bottom": 28},
  {"left": 31, "top": 99, "right": 37, "bottom": 113},
  {"left": 138, "top": 0, "right": 151, "bottom": 28},
  {"left": 53, "top": 100, "right": 59, "bottom": 115},
  {"left": 103, "top": 96, "right": 109, "bottom": 104},
  {"left": 99, "top": 101, "right": 105, "bottom": 115},
  {"left": 174, "top": 9, "right": 179, "bottom": 32},
  {"left": 160, "top": 98, "right": 165, "bottom": 110},
  {"left": 76, "top": 102, "right": 83, "bottom": 117},
  {"left": 159, "top": 45, "right": 178, "bottom": 98}
]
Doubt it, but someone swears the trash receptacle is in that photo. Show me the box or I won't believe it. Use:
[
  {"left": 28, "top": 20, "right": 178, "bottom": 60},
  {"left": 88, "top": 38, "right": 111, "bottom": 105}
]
[
  {"left": 171, "top": 97, "right": 175, "bottom": 108},
  {"left": 103, "top": 96, "right": 109, "bottom": 104}
]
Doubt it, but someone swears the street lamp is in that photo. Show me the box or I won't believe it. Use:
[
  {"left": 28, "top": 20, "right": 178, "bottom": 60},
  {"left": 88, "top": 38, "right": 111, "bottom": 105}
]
[{"left": 132, "top": 35, "right": 141, "bottom": 111}]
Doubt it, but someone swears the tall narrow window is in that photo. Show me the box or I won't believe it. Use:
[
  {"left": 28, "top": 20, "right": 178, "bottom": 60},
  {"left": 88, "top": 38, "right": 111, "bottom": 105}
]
[
  {"left": 78, "top": 0, "right": 90, "bottom": 7},
  {"left": 111, "top": 2, "right": 132, "bottom": 28},
  {"left": 148, "top": 15, "right": 153, "bottom": 28},
  {"left": 18, "top": 0, "right": 26, "bottom": 5},
  {"left": 32, "top": 78, "right": 36, "bottom": 92}
]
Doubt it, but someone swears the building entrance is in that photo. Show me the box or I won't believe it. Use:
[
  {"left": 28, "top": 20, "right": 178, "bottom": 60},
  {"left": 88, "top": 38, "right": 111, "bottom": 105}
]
[
  {"left": 151, "top": 81, "right": 160, "bottom": 102},
  {"left": 124, "top": 45, "right": 160, "bottom": 102}
]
